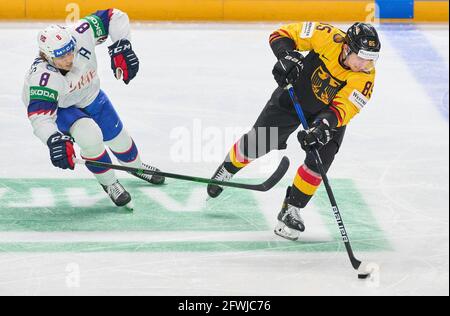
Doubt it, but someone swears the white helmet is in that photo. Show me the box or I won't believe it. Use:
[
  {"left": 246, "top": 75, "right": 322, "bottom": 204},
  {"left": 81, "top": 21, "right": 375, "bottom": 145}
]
[{"left": 38, "top": 25, "right": 77, "bottom": 61}]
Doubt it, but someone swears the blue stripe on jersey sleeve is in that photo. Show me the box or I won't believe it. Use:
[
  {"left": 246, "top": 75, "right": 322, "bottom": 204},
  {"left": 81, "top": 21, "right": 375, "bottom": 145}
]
[
  {"left": 27, "top": 100, "right": 58, "bottom": 117},
  {"left": 92, "top": 9, "right": 113, "bottom": 35}
]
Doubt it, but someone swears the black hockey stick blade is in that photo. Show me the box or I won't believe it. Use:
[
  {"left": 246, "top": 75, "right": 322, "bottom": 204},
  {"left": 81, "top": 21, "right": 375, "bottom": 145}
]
[
  {"left": 254, "top": 156, "right": 290, "bottom": 191},
  {"left": 74, "top": 156, "right": 290, "bottom": 192}
]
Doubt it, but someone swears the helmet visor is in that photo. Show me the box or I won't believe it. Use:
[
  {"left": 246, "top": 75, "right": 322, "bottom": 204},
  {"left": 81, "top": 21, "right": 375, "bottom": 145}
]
[
  {"left": 357, "top": 49, "right": 380, "bottom": 62},
  {"left": 355, "top": 49, "right": 379, "bottom": 71}
]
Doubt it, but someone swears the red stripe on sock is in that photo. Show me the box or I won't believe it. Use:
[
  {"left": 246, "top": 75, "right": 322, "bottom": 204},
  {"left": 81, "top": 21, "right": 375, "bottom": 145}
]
[
  {"left": 233, "top": 142, "right": 250, "bottom": 164},
  {"left": 82, "top": 150, "right": 107, "bottom": 161},
  {"left": 111, "top": 140, "right": 135, "bottom": 155},
  {"left": 298, "top": 165, "right": 322, "bottom": 186}
]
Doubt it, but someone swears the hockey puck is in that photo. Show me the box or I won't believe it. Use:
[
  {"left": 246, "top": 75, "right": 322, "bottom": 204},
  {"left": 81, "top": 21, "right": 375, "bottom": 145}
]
[
  {"left": 357, "top": 261, "right": 377, "bottom": 279},
  {"left": 358, "top": 273, "right": 370, "bottom": 279}
]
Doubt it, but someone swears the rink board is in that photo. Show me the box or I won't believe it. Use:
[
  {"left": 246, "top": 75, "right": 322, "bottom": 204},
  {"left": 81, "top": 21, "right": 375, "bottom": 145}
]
[{"left": 0, "top": 0, "right": 448, "bottom": 22}]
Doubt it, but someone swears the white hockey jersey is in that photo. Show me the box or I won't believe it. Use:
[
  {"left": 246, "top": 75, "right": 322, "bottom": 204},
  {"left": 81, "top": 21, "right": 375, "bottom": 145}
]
[{"left": 22, "top": 8, "right": 131, "bottom": 144}]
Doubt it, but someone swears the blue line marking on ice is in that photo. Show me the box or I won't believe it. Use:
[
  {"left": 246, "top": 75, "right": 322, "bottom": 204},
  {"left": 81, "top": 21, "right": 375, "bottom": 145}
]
[{"left": 380, "top": 24, "right": 449, "bottom": 120}]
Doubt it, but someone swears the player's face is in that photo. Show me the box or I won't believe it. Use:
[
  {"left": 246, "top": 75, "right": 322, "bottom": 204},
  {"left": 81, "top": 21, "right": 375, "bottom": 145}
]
[
  {"left": 53, "top": 52, "right": 75, "bottom": 71},
  {"left": 345, "top": 52, "right": 375, "bottom": 73}
]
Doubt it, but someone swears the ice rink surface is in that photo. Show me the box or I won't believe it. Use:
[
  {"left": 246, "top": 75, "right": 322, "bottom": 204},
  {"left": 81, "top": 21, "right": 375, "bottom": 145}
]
[{"left": 0, "top": 22, "right": 448, "bottom": 296}]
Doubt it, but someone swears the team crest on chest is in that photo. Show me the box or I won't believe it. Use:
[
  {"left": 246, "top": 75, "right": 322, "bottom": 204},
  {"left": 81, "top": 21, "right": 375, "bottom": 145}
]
[{"left": 311, "top": 65, "right": 345, "bottom": 104}]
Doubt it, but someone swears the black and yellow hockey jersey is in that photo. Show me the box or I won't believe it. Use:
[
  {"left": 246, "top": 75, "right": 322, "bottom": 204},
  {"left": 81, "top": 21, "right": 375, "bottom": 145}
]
[{"left": 270, "top": 22, "right": 376, "bottom": 127}]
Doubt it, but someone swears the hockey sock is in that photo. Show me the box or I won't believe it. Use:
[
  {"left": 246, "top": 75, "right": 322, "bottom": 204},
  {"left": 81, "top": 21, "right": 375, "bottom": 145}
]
[
  {"left": 106, "top": 129, "right": 143, "bottom": 169},
  {"left": 289, "top": 164, "right": 322, "bottom": 208},
  {"left": 70, "top": 118, "right": 117, "bottom": 186},
  {"left": 223, "top": 139, "right": 254, "bottom": 174},
  {"left": 81, "top": 149, "right": 117, "bottom": 186}
]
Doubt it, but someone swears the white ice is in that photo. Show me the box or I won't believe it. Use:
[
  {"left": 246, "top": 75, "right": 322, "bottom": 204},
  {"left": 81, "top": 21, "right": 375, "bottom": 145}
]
[{"left": 0, "top": 22, "right": 448, "bottom": 296}]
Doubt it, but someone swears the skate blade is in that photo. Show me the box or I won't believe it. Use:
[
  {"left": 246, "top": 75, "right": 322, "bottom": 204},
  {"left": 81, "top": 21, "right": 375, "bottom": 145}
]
[{"left": 274, "top": 222, "right": 300, "bottom": 241}]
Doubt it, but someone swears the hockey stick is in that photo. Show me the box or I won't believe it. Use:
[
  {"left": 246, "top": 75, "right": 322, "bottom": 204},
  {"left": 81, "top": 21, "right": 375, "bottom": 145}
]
[
  {"left": 286, "top": 84, "right": 373, "bottom": 279},
  {"left": 74, "top": 156, "right": 289, "bottom": 192}
]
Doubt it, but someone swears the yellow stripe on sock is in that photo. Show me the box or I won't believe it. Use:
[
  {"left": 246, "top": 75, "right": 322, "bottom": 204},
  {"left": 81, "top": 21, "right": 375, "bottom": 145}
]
[
  {"left": 293, "top": 173, "right": 319, "bottom": 196},
  {"left": 229, "top": 146, "right": 248, "bottom": 169}
]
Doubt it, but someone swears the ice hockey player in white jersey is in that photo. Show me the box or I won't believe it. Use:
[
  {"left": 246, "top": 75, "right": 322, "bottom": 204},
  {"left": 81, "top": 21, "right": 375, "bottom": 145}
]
[{"left": 22, "top": 8, "right": 165, "bottom": 209}]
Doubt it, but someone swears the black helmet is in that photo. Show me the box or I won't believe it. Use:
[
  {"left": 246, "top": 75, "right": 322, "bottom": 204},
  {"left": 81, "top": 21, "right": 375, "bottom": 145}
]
[{"left": 345, "top": 23, "right": 381, "bottom": 56}]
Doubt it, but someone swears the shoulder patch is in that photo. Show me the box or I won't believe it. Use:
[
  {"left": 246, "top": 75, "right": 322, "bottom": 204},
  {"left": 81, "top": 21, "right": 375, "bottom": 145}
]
[
  {"left": 349, "top": 89, "right": 369, "bottom": 110},
  {"left": 30, "top": 86, "right": 59, "bottom": 103},
  {"left": 300, "top": 22, "right": 316, "bottom": 39},
  {"left": 83, "top": 15, "right": 107, "bottom": 39},
  {"left": 333, "top": 34, "right": 345, "bottom": 43}
]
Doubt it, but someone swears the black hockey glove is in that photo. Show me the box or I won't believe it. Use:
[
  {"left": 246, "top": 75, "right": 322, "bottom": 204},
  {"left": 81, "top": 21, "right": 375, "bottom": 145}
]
[
  {"left": 108, "top": 39, "right": 139, "bottom": 85},
  {"left": 272, "top": 51, "right": 305, "bottom": 87},
  {"left": 47, "top": 132, "right": 75, "bottom": 170},
  {"left": 297, "top": 120, "right": 332, "bottom": 151}
]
